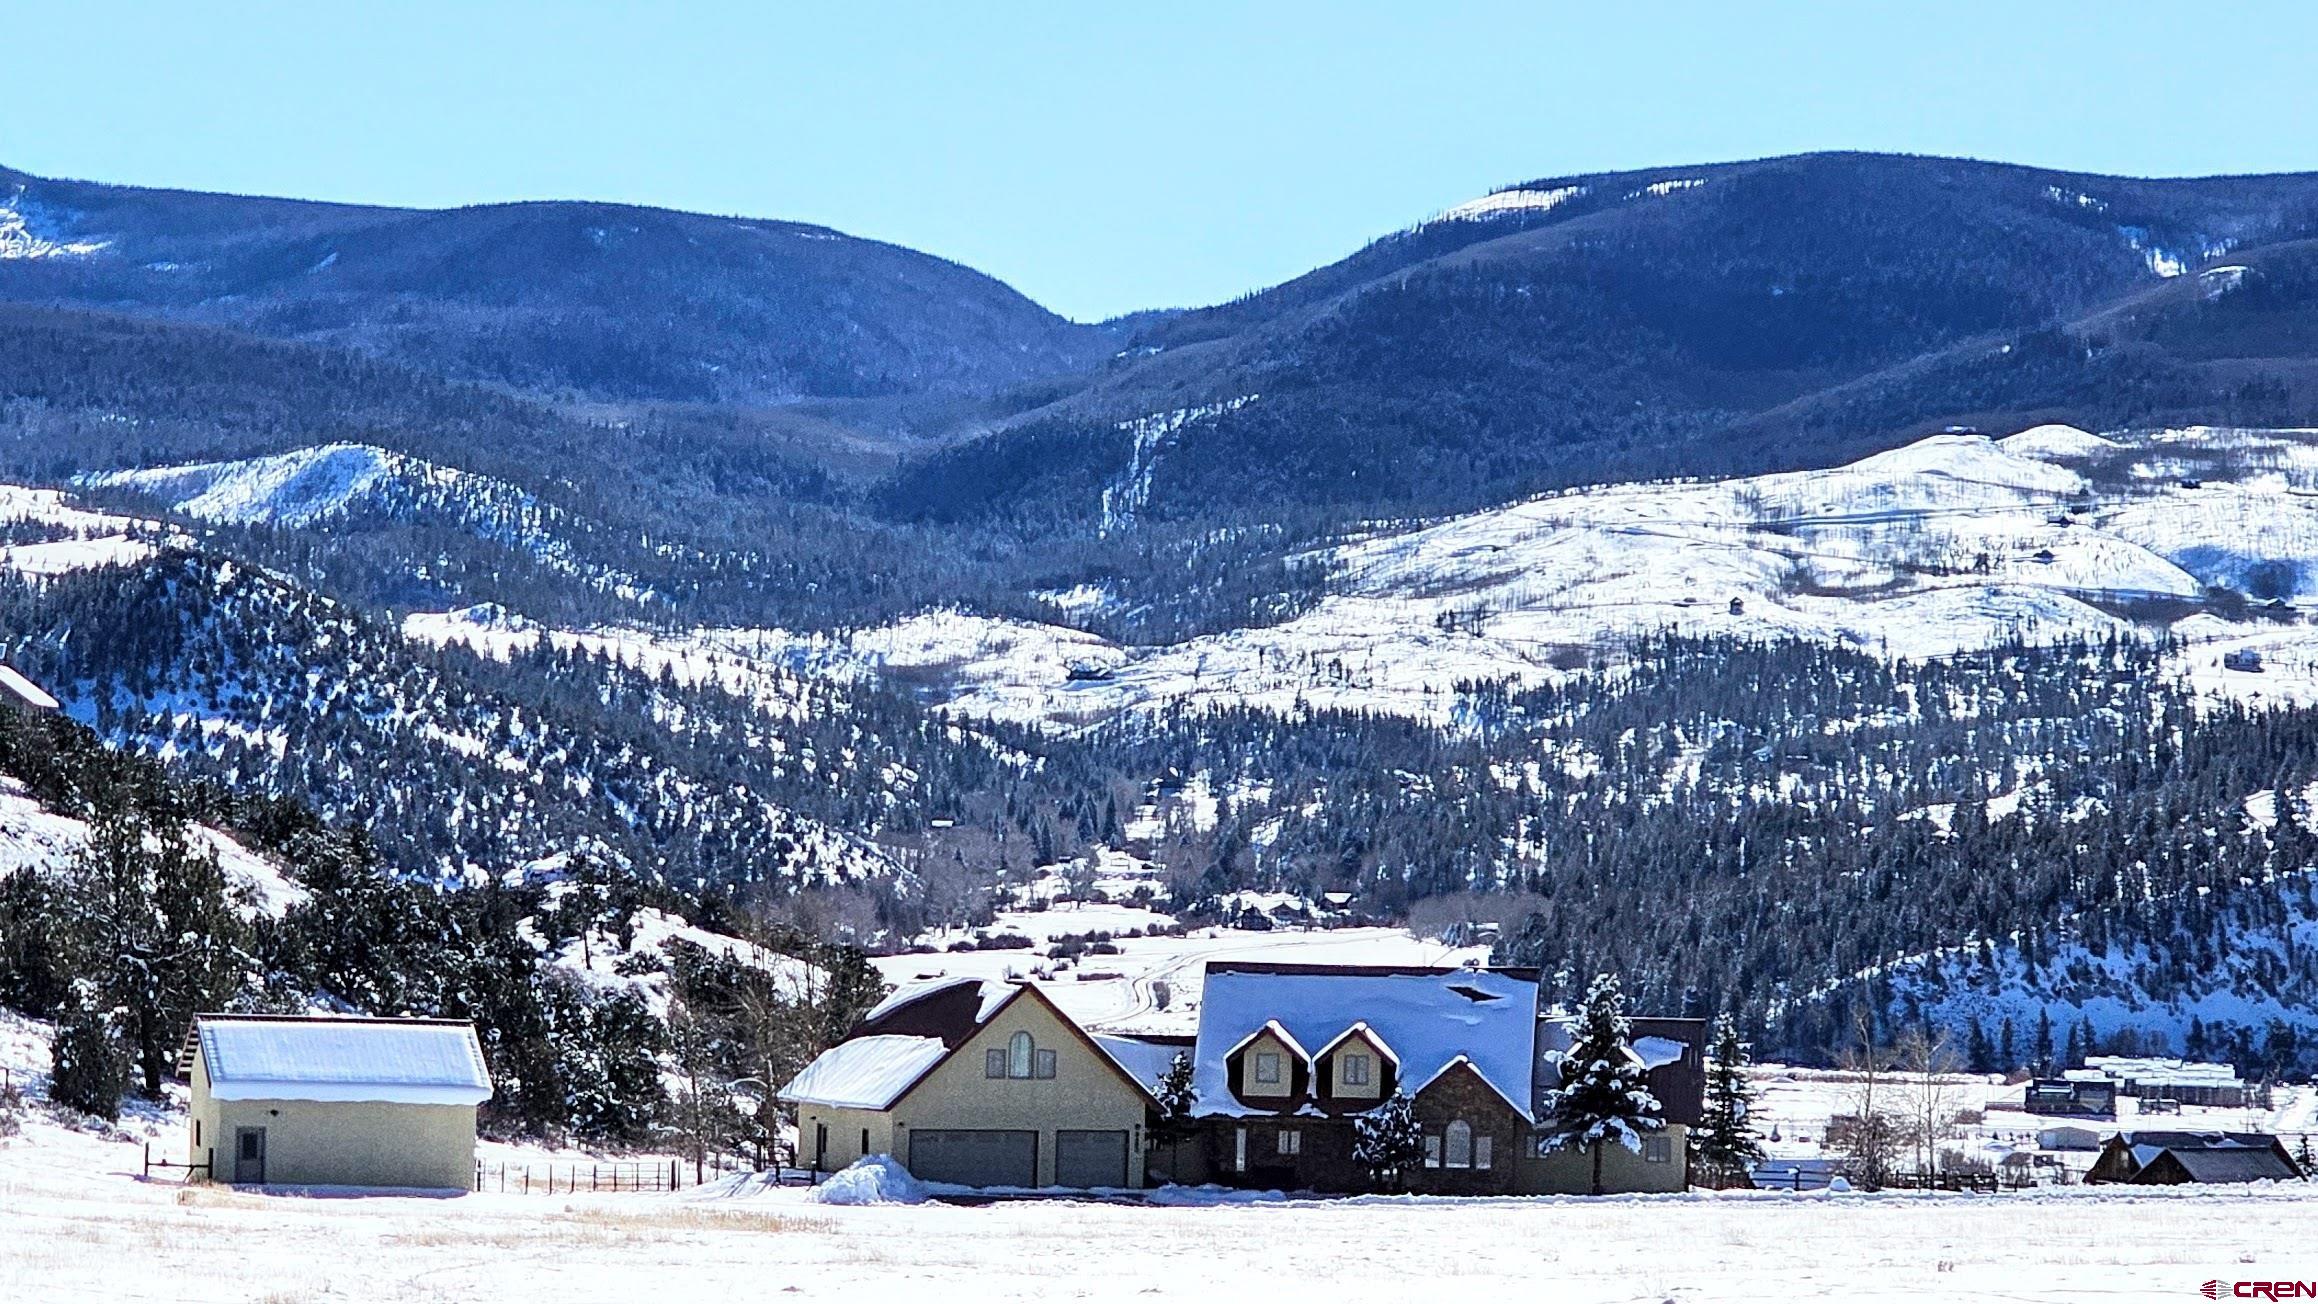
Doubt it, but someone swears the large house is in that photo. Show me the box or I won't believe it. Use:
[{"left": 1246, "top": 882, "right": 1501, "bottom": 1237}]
[
  {"left": 781, "top": 962, "right": 1706, "bottom": 1195},
  {"left": 2068, "top": 1056, "right": 2248, "bottom": 1108},
  {"left": 1179, "top": 962, "right": 1704, "bottom": 1195},
  {"left": 180, "top": 1014, "right": 493, "bottom": 1190},
  {"left": 780, "top": 977, "right": 1163, "bottom": 1189},
  {"left": 2084, "top": 1131, "right": 2304, "bottom": 1185}
]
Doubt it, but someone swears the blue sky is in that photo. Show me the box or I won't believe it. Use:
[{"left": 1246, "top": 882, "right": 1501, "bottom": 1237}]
[{"left": 8, "top": 2, "right": 2316, "bottom": 320}]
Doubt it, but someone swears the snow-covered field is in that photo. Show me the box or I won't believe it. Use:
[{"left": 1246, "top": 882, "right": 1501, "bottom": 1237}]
[{"left": 3, "top": 1105, "right": 2313, "bottom": 1304}]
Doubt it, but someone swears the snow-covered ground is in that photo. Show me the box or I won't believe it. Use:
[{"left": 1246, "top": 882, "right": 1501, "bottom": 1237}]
[
  {"left": 3, "top": 1103, "right": 2313, "bottom": 1303},
  {"left": 0, "top": 778, "right": 306, "bottom": 914}
]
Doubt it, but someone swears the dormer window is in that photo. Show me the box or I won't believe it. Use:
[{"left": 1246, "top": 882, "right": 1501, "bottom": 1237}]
[
  {"left": 1343, "top": 1053, "right": 1371, "bottom": 1087},
  {"left": 1253, "top": 1052, "right": 1282, "bottom": 1085}
]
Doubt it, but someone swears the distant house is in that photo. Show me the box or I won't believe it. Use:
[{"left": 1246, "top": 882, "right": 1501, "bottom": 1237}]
[
  {"left": 2085, "top": 1131, "right": 2304, "bottom": 1185},
  {"left": 779, "top": 977, "right": 1160, "bottom": 1189},
  {"left": 1184, "top": 962, "right": 1705, "bottom": 1195},
  {"left": 2022, "top": 1077, "right": 2116, "bottom": 1118},
  {"left": 2071, "top": 1056, "right": 2248, "bottom": 1108},
  {"left": 2223, "top": 649, "right": 2265, "bottom": 673},
  {"left": 2036, "top": 1124, "right": 2103, "bottom": 1152},
  {"left": 180, "top": 1014, "right": 493, "bottom": 1190},
  {"left": 0, "top": 663, "right": 59, "bottom": 715}
]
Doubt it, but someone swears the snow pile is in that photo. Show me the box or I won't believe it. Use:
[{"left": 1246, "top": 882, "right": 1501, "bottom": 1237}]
[{"left": 806, "top": 1154, "right": 929, "bottom": 1206}]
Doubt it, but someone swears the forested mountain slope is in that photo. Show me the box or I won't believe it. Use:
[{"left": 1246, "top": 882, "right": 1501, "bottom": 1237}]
[{"left": 0, "top": 165, "right": 1110, "bottom": 403}]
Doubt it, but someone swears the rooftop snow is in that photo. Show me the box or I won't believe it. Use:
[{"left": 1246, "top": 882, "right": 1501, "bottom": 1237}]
[
  {"left": 1190, "top": 967, "right": 1538, "bottom": 1119},
  {"left": 196, "top": 1017, "right": 492, "bottom": 1105},
  {"left": 778, "top": 1034, "right": 949, "bottom": 1109},
  {"left": 0, "top": 664, "right": 58, "bottom": 711}
]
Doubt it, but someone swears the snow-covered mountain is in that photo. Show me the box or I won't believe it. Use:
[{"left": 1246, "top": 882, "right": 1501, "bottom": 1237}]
[{"left": 847, "top": 425, "right": 2318, "bottom": 726}]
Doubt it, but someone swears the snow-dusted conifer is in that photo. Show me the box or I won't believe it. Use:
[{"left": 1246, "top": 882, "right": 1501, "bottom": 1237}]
[
  {"left": 1539, "top": 971, "right": 1662, "bottom": 1194},
  {"left": 1353, "top": 1089, "right": 1426, "bottom": 1192},
  {"left": 1149, "top": 1052, "right": 1199, "bottom": 1181},
  {"left": 1690, "top": 1013, "right": 1763, "bottom": 1187}
]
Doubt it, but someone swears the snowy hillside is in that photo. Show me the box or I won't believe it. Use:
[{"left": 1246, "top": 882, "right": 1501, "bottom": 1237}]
[
  {"left": 75, "top": 444, "right": 627, "bottom": 589},
  {"left": 0, "top": 776, "right": 304, "bottom": 914},
  {"left": 845, "top": 425, "right": 2318, "bottom": 726}
]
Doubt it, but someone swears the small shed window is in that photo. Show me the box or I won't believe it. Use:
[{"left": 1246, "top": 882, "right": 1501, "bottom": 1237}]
[
  {"left": 1342, "top": 1053, "right": 1370, "bottom": 1086},
  {"left": 1445, "top": 1119, "right": 1474, "bottom": 1169},
  {"left": 1253, "top": 1052, "right": 1282, "bottom": 1084},
  {"left": 1644, "top": 1135, "right": 1673, "bottom": 1164}
]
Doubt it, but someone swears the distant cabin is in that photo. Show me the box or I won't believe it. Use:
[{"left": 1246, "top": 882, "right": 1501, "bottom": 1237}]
[
  {"left": 2021, "top": 1077, "right": 2115, "bottom": 1118},
  {"left": 2223, "top": 649, "right": 2265, "bottom": 673},
  {"left": 2036, "top": 1124, "right": 2103, "bottom": 1152},
  {"left": 180, "top": 1014, "right": 493, "bottom": 1191},
  {"left": 0, "top": 663, "right": 59, "bottom": 715},
  {"left": 1727, "top": 597, "right": 1746, "bottom": 616},
  {"left": 2085, "top": 1131, "right": 2303, "bottom": 1186}
]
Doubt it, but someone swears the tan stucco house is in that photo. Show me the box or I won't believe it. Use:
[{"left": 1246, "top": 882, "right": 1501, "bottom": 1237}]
[
  {"left": 780, "top": 979, "right": 1160, "bottom": 1189},
  {"left": 181, "top": 1014, "right": 493, "bottom": 1191}
]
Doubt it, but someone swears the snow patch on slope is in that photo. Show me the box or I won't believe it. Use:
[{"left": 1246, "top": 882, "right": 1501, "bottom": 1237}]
[{"left": 1435, "top": 185, "right": 1585, "bottom": 223}]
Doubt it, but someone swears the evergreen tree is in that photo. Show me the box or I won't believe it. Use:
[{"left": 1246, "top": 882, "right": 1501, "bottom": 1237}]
[
  {"left": 1352, "top": 1089, "right": 1426, "bottom": 1193},
  {"left": 1149, "top": 1052, "right": 1200, "bottom": 1183},
  {"left": 1997, "top": 1017, "right": 2017, "bottom": 1074},
  {"left": 2032, "top": 1009, "right": 2054, "bottom": 1076},
  {"left": 1966, "top": 1019, "right": 1994, "bottom": 1073},
  {"left": 2061, "top": 1021, "right": 2083, "bottom": 1074},
  {"left": 1691, "top": 1013, "right": 1764, "bottom": 1188},
  {"left": 48, "top": 999, "right": 131, "bottom": 1120},
  {"left": 1539, "top": 972, "right": 1664, "bottom": 1195}
]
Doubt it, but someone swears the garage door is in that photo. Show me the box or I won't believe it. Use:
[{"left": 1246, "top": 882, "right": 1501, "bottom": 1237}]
[
  {"left": 1054, "top": 1129, "right": 1128, "bottom": 1189},
  {"left": 907, "top": 1129, "right": 1038, "bottom": 1188}
]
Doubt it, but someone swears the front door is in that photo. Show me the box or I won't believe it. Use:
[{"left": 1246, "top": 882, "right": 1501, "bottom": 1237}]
[{"left": 233, "top": 1127, "right": 266, "bottom": 1184}]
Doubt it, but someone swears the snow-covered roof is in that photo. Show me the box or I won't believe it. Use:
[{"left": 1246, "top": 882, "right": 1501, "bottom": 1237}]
[
  {"left": 779, "top": 1035, "right": 950, "bottom": 1110},
  {"left": 0, "top": 664, "right": 57, "bottom": 711},
  {"left": 860, "top": 975, "right": 1014, "bottom": 1028},
  {"left": 1191, "top": 965, "right": 1538, "bottom": 1120},
  {"left": 194, "top": 1016, "right": 492, "bottom": 1105},
  {"left": 1094, "top": 1035, "right": 1186, "bottom": 1091},
  {"left": 1634, "top": 1036, "right": 1685, "bottom": 1070}
]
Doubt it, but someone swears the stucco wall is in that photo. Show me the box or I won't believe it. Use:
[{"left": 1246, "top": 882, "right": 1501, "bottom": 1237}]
[
  {"left": 189, "top": 1047, "right": 477, "bottom": 1190},
  {"left": 797, "top": 1104, "right": 896, "bottom": 1173},
  {"left": 1324, "top": 1032, "right": 1386, "bottom": 1102},
  {"left": 1235, "top": 1029, "right": 1298, "bottom": 1100},
  {"left": 892, "top": 991, "right": 1149, "bottom": 1187}
]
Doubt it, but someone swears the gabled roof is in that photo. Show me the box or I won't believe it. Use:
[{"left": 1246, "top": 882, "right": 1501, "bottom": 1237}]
[
  {"left": 779, "top": 1035, "right": 950, "bottom": 1110},
  {"left": 779, "top": 981, "right": 1159, "bottom": 1113},
  {"left": 1312, "top": 1021, "right": 1401, "bottom": 1066},
  {"left": 1225, "top": 1019, "right": 1312, "bottom": 1064},
  {"left": 0, "top": 664, "right": 58, "bottom": 712},
  {"left": 1191, "top": 964, "right": 1539, "bottom": 1120},
  {"left": 2150, "top": 1147, "right": 2301, "bottom": 1184},
  {"left": 187, "top": 1014, "right": 491, "bottom": 1106},
  {"left": 1407, "top": 1053, "right": 1529, "bottom": 1117}
]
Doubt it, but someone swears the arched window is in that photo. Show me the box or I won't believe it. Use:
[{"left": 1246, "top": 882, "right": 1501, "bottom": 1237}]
[
  {"left": 1445, "top": 1119, "right": 1474, "bottom": 1169},
  {"left": 1009, "top": 1031, "right": 1035, "bottom": 1079}
]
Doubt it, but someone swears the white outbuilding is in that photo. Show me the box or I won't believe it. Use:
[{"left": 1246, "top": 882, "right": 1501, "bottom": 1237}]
[{"left": 180, "top": 1014, "right": 493, "bottom": 1191}]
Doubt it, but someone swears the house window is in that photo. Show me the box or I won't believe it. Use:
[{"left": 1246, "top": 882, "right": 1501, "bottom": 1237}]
[
  {"left": 194, "top": 1120, "right": 202, "bottom": 1147},
  {"left": 1234, "top": 1127, "right": 1248, "bottom": 1172},
  {"left": 986, "top": 1048, "right": 1006, "bottom": 1078},
  {"left": 1445, "top": 1119, "right": 1474, "bottom": 1169},
  {"left": 1644, "top": 1135, "right": 1673, "bottom": 1164},
  {"left": 1276, "top": 1128, "right": 1302, "bottom": 1156},
  {"left": 861, "top": 1128, "right": 870, "bottom": 1156},
  {"left": 1035, "top": 1048, "right": 1057, "bottom": 1079},
  {"left": 1343, "top": 1053, "right": 1371, "bottom": 1086},
  {"left": 1009, "top": 1031, "right": 1034, "bottom": 1078},
  {"left": 1423, "top": 1134, "right": 1442, "bottom": 1168},
  {"left": 1475, "top": 1135, "right": 1493, "bottom": 1170},
  {"left": 1253, "top": 1051, "right": 1282, "bottom": 1085}
]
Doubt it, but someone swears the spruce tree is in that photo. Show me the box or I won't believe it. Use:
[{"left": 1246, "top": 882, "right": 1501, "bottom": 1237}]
[
  {"left": 1691, "top": 1014, "right": 1764, "bottom": 1188},
  {"left": 1539, "top": 972, "right": 1663, "bottom": 1195},
  {"left": 2032, "top": 1009, "right": 2054, "bottom": 1075},
  {"left": 1149, "top": 1052, "right": 1199, "bottom": 1183},
  {"left": 1352, "top": 1090, "right": 1426, "bottom": 1193}
]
